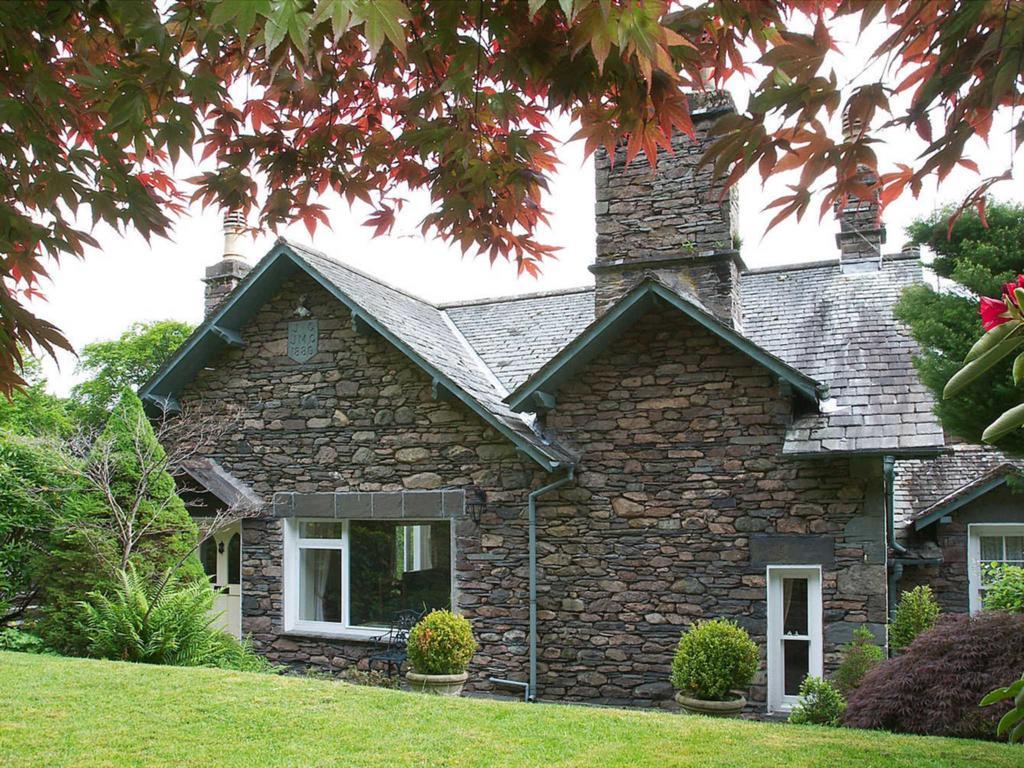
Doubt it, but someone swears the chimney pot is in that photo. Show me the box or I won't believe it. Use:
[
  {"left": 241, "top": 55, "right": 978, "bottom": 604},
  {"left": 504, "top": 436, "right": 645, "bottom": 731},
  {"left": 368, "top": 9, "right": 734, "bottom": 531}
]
[
  {"left": 223, "top": 210, "right": 247, "bottom": 260},
  {"left": 203, "top": 211, "right": 252, "bottom": 316}
]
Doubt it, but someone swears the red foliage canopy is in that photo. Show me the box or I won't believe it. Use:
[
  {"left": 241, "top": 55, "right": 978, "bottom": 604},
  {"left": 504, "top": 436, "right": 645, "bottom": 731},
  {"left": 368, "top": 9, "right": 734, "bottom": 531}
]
[{"left": 0, "top": 0, "right": 1021, "bottom": 392}]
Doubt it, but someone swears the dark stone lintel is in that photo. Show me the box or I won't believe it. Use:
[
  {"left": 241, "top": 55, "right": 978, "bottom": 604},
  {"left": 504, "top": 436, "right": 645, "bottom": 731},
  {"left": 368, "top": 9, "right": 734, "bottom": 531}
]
[
  {"left": 272, "top": 490, "right": 466, "bottom": 520},
  {"left": 749, "top": 533, "right": 835, "bottom": 567}
]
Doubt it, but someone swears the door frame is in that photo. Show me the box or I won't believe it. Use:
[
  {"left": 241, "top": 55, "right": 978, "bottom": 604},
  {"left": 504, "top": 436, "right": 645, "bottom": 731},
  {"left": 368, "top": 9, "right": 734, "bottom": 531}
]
[
  {"left": 766, "top": 564, "right": 823, "bottom": 714},
  {"left": 209, "top": 521, "right": 242, "bottom": 638}
]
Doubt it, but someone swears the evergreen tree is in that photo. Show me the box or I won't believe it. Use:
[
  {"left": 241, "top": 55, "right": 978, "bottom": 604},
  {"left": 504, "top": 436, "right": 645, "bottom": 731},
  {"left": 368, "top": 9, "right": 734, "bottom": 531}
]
[
  {"left": 0, "top": 433, "right": 71, "bottom": 623},
  {"left": 39, "top": 389, "right": 201, "bottom": 653},
  {"left": 894, "top": 202, "right": 1024, "bottom": 454}
]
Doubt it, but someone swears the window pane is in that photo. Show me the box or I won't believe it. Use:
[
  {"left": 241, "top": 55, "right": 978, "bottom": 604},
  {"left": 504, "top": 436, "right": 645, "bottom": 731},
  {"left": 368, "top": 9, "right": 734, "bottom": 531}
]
[
  {"left": 227, "top": 533, "right": 241, "bottom": 585},
  {"left": 299, "top": 521, "right": 344, "bottom": 539},
  {"left": 782, "top": 578, "right": 808, "bottom": 635},
  {"left": 783, "top": 639, "right": 809, "bottom": 696},
  {"left": 980, "top": 536, "right": 1003, "bottom": 562},
  {"left": 299, "top": 548, "right": 342, "bottom": 622},
  {"left": 1005, "top": 537, "right": 1024, "bottom": 562},
  {"left": 199, "top": 538, "right": 217, "bottom": 582},
  {"left": 348, "top": 520, "right": 450, "bottom": 628}
]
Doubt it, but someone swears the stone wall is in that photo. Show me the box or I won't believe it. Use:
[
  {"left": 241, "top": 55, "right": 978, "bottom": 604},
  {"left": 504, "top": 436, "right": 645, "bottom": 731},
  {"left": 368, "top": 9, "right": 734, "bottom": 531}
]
[
  {"left": 180, "top": 271, "right": 545, "bottom": 686},
  {"left": 539, "top": 304, "right": 887, "bottom": 707},
  {"left": 175, "top": 271, "right": 888, "bottom": 711}
]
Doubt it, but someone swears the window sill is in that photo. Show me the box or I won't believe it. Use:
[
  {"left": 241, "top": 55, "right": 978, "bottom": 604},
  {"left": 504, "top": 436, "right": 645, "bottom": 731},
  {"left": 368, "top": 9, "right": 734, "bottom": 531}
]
[{"left": 281, "top": 628, "right": 385, "bottom": 644}]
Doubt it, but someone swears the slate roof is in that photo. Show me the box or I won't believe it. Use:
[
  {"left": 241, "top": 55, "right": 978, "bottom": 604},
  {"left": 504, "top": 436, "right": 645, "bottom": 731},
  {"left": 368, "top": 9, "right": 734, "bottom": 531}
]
[
  {"left": 180, "top": 458, "right": 263, "bottom": 512},
  {"left": 147, "top": 239, "right": 947, "bottom": 469},
  {"left": 893, "top": 444, "right": 1024, "bottom": 530},
  {"left": 442, "top": 289, "right": 595, "bottom": 391},
  {"left": 445, "top": 253, "right": 943, "bottom": 456},
  {"left": 741, "top": 255, "right": 945, "bottom": 455}
]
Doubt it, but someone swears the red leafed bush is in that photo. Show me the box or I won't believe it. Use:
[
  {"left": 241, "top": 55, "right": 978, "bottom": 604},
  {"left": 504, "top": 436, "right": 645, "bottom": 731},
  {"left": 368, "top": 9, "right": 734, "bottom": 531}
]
[{"left": 844, "top": 612, "right": 1024, "bottom": 740}]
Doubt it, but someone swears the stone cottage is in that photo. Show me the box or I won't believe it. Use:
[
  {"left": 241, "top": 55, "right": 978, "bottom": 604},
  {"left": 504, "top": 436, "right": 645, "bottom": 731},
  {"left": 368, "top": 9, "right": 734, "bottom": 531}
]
[{"left": 141, "top": 92, "right": 1024, "bottom": 714}]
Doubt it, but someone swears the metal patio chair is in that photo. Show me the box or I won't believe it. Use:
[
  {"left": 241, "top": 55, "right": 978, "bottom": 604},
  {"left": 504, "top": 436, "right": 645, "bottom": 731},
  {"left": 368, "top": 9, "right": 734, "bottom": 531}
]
[{"left": 368, "top": 608, "right": 424, "bottom": 678}]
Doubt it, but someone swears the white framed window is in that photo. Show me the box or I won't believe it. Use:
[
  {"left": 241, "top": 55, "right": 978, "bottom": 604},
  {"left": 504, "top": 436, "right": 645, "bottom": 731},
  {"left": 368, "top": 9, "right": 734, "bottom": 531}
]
[
  {"left": 283, "top": 518, "right": 453, "bottom": 639},
  {"left": 766, "top": 565, "right": 823, "bottom": 713},
  {"left": 968, "top": 523, "right": 1024, "bottom": 613}
]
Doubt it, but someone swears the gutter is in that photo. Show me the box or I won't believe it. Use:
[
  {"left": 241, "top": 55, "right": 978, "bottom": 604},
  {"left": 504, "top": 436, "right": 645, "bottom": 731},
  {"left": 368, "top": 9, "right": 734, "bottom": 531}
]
[{"left": 527, "top": 466, "right": 575, "bottom": 701}]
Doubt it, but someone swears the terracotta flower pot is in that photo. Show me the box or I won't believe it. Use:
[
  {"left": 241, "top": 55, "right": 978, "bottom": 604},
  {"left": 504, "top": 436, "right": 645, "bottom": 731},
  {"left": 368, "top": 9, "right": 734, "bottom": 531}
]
[
  {"left": 406, "top": 670, "right": 469, "bottom": 696},
  {"left": 674, "top": 691, "right": 747, "bottom": 717}
]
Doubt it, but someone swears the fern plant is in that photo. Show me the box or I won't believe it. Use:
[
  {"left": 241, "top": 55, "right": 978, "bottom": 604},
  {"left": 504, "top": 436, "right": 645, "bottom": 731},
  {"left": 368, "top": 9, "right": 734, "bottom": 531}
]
[{"left": 79, "top": 565, "right": 271, "bottom": 671}]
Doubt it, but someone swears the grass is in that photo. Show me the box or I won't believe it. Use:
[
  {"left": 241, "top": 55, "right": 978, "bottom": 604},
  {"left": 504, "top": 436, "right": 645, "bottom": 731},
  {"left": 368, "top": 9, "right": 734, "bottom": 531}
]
[{"left": 0, "top": 652, "right": 1020, "bottom": 768}]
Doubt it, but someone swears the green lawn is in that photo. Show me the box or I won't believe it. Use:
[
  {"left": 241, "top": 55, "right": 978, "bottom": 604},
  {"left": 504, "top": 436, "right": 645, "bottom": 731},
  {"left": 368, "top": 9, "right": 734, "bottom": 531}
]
[{"left": 0, "top": 652, "right": 1019, "bottom": 768}]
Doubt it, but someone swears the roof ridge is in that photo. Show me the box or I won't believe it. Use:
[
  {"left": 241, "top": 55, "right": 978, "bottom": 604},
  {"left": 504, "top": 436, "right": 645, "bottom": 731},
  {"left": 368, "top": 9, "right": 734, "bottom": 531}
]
[
  {"left": 279, "top": 237, "right": 439, "bottom": 308},
  {"left": 280, "top": 237, "right": 595, "bottom": 311},
  {"left": 437, "top": 285, "right": 594, "bottom": 309},
  {"left": 743, "top": 251, "right": 921, "bottom": 276}
]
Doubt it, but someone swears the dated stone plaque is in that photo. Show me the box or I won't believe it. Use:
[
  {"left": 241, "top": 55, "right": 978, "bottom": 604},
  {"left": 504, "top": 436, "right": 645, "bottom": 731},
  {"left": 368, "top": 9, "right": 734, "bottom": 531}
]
[{"left": 288, "top": 319, "right": 318, "bottom": 363}]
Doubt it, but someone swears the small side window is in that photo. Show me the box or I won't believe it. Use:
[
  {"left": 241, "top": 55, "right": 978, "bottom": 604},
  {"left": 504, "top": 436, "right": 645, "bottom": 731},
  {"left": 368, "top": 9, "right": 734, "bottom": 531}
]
[
  {"left": 227, "top": 532, "right": 241, "bottom": 586},
  {"left": 199, "top": 537, "right": 218, "bottom": 583}
]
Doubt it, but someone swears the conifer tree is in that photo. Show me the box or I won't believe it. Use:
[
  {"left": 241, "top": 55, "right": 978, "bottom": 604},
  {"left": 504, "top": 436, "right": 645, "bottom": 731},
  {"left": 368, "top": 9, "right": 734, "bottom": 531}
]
[
  {"left": 40, "top": 389, "right": 202, "bottom": 653},
  {"left": 895, "top": 202, "right": 1024, "bottom": 453}
]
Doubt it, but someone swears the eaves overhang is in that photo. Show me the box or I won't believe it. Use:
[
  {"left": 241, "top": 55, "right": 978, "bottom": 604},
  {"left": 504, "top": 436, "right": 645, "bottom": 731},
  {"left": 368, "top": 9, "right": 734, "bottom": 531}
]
[
  {"left": 139, "top": 241, "right": 569, "bottom": 472},
  {"left": 912, "top": 464, "right": 1020, "bottom": 531},
  {"left": 504, "top": 279, "right": 826, "bottom": 414}
]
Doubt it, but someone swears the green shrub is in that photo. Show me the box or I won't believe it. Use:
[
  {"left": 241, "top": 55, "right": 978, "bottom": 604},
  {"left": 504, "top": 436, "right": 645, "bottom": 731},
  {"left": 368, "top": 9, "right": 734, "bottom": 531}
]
[
  {"left": 981, "top": 670, "right": 1024, "bottom": 743},
  {"left": 983, "top": 565, "right": 1024, "bottom": 613},
  {"left": 670, "top": 618, "right": 758, "bottom": 701},
  {"left": 0, "top": 626, "right": 50, "bottom": 654},
  {"left": 834, "top": 626, "right": 884, "bottom": 695},
  {"left": 789, "top": 676, "right": 846, "bottom": 726},
  {"left": 0, "top": 433, "right": 73, "bottom": 624},
  {"left": 889, "top": 585, "right": 940, "bottom": 652},
  {"left": 79, "top": 565, "right": 271, "bottom": 672},
  {"left": 406, "top": 610, "right": 476, "bottom": 675}
]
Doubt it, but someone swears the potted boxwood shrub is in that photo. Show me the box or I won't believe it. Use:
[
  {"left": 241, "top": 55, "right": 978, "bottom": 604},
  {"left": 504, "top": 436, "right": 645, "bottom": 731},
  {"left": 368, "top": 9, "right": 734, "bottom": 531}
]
[
  {"left": 405, "top": 609, "right": 477, "bottom": 696},
  {"left": 671, "top": 618, "right": 758, "bottom": 717}
]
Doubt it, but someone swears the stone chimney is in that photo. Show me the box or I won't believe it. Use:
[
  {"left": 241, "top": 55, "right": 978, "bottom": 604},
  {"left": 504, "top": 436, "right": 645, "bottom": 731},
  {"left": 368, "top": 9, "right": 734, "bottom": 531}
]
[
  {"left": 835, "top": 110, "right": 885, "bottom": 272},
  {"left": 591, "top": 90, "right": 743, "bottom": 325},
  {"left": 203, "top": 211, "right": 252, "bottom": 316}
]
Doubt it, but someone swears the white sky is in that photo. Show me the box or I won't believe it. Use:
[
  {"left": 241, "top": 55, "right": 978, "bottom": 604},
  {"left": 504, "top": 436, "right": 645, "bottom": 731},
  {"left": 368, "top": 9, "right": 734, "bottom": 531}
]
[{"left": 29, "top": 17, "right": 1024, "bottom": 395}]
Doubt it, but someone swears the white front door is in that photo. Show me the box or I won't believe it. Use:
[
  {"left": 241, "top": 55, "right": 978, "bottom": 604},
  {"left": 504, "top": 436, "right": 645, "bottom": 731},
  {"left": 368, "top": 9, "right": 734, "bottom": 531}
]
[{"left": 200, "top": 522, "right": 242, "bottom": 638}]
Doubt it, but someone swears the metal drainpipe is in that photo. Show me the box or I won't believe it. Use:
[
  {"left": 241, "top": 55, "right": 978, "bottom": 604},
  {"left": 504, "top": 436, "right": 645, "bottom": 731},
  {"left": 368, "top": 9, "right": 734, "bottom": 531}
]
[
  {"left": 528, "top": 465, "right": 574, "bottom": 702},
  {"left": 884, "top": 455, "right": 908, "bottom": 621},
  {"left": 884, "top": 455, "right": 908, "bottom": 557}
]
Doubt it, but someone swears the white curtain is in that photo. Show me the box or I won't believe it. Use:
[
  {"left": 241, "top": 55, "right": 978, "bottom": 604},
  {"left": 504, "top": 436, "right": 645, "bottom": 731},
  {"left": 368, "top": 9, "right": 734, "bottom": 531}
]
[{"left": 301, "top": 549, "right": 333, "bottom": 621}]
